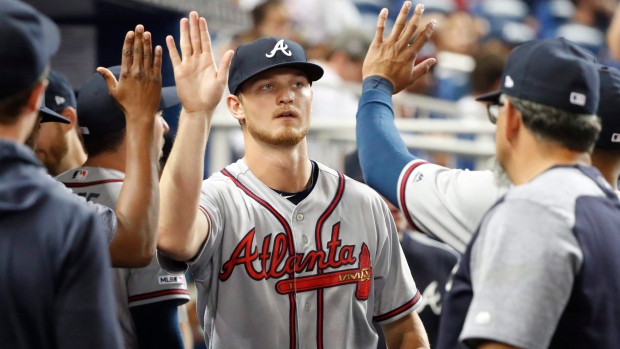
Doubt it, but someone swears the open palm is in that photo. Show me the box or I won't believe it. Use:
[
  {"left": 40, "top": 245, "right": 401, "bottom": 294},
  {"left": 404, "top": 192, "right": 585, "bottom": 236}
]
[{"left": 167, "top": 11, "right": 234, "bottom": 115}]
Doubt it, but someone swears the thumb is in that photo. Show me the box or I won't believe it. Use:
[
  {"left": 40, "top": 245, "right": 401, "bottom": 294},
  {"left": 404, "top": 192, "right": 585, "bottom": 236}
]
[
  {"left": 411, "top": 58, "right": 436, "bottom": 82},
  {"left": 217, "top": 50, "right": 234, "bottom": 85},
  {"left": 96, "top": 67, "right": 118, "bottom": 95}
]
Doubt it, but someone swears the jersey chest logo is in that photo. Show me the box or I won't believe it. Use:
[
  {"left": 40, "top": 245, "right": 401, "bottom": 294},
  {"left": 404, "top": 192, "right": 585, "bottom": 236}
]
[
  {"left": 266, "top": 39, "right": 292, "bottom": 58},
  {"left": 219, "top": 223, "right": 372, "bottom": 300}
]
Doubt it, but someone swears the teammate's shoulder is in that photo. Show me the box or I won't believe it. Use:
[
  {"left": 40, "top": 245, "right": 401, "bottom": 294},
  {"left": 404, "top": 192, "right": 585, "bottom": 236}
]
[{"left": 55, "top": 166, "right": 124, "bottom": 184}]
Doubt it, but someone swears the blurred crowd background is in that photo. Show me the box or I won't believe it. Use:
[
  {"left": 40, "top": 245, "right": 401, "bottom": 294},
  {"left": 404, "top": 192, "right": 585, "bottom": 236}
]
[{"left": 25, "top": 0, "right": 620, "bottom": 173}]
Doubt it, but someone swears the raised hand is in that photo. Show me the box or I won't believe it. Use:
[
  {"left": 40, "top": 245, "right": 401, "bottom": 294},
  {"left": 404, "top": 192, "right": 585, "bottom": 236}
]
[
  {"left": 362, "top": 2, "right": 437, "bottom": 94},
  {"left": 167, "top": 11, "right": 234, "bottom": 115},
  {"left": 97, "top": 24, "right": 162, "bottom": 121}
]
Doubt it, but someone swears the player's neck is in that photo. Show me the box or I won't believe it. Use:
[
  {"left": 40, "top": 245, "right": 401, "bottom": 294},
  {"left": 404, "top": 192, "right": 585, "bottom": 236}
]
[
  {"left": 506, "top": 143, "right": 590, "bottom": 185},
  {"left": 58, "top": 132, "right": 87, "bottom": 174},
  {"left": 83, "top": 150, "right": 126, "bottom": 173},
  {"left": 244, "top": 138, "right": 312, "bottom": 193},
  {"left": 591, "top": 148, "right": 620, "bottom": 190}
]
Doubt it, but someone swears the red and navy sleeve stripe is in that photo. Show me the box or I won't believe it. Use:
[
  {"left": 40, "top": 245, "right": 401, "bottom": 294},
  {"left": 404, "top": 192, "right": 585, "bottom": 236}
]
[
  {"left": 63, "top": 179, "right": 124, "bottom": 187},
  {"left": 373, "top": 290, "right": 422, "bottom": 323},
  {"left": 399, "top": 161, "right": 428, "bottom": 233},
  {"left": 128, "top": 289, "right": 190, "bottom": 303}
]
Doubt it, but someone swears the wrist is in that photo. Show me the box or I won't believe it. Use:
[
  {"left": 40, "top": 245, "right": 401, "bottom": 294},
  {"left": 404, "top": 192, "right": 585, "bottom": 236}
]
[{"left": 362, "top": 76, "right": 394, "bottom": 95}]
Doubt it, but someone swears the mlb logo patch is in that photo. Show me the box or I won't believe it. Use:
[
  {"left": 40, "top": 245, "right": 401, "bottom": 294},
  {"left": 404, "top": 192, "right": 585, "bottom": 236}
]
[
  {"left": 612, "top": 133, "right": 620, "bottom": 143},
  {"left": 72, "top": 170, "right": 88, "bottom": 180},
  {"left": 569, "top": 92, "right": 586, "bottom": 106},
  {"left": 158, "top": 275, "right": 185, "bottom": 285}
]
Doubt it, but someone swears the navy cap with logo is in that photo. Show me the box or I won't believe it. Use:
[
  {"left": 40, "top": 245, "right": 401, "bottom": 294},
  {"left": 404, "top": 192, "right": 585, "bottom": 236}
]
[
  {"left": 228, "top": 37, "right": 324, "bottom": 95},
  {"left": 0, "top": 0, "right": 60, "bottom": 99},
  {"left": 77, "top": 66, "right": 180, "bottom": 136},
  {"left": 45, "top": 70, "right": 77, "bottom": 113},
  {"left": 40, "top": 99, "right": 70, "bottom": 124},
  {"left": 595, "top": 65, "right": 620, "bottom": 149},
  {"left": 476, "top": 37, "right": 600, "bottom": 115}
]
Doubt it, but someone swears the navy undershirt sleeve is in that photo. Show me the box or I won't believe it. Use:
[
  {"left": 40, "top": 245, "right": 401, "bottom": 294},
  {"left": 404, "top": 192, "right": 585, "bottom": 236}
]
[
  {"left": 356, "top": 76, "right": 419, "bottom": 206},
  {"left": 130, "top": 300, "right": 184, "bottom": 349}
]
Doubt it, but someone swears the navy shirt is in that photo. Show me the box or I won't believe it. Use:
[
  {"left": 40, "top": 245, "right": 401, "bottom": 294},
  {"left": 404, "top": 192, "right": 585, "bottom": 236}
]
[
  {"left": 0, "top": 140, "right": 122, "bottom": 349},
  {"left": 375, "top": 232, "right": 459, "bottom": 349}
]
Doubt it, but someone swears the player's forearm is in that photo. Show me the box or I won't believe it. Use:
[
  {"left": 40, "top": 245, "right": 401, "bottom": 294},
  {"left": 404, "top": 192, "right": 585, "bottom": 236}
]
[
  {"left": 382, "top": 313, "right": 429, "bottom": 349},
  {"left": 158, "top": 108, "right": 210, "bottom": 260},
  {"left": 110, "top": 117, "right": 159, "bottom": 267},
  {"left": 356, "top": 76, "right": 418, "bottom": 206}
]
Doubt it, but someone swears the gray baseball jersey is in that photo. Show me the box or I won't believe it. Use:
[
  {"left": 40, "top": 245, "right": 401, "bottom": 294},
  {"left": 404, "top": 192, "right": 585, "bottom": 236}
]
[
  {"left": 158, "top": 159, "right": 420, "bottom": 349},
  {"left": 397, "top": 160, "right": 509, "bottom": 253},
  {"left": 56, "top": 167, "right": 190, "bottom": 349}
]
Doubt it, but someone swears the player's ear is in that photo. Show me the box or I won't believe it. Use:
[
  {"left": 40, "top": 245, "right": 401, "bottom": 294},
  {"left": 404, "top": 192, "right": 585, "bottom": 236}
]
[
  {"left": 226, "top": 94, "right": 245, "bottom": 124},
  {"left": 27, "top": 80, "right": 47, "bottom": 114},
  {"left": 59, "top": 106, "right": 77, "bottom": 133},
  {"left": 504, "top": 98, "right": 521, "bottom": 146}
]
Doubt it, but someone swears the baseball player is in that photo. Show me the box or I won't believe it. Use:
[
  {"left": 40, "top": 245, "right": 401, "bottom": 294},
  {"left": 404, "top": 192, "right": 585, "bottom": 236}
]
[
  {"left": 156, "top": 9, "right": 436, "bottom": 349},
  {"left": 0, "top": 1, "right": 121, "bottom": 347},
  {"left": 356, "top": 5, "right": 620, "bottom": 345},
  {"left": 56, "top": 59, "right": 190, "bottom": 348},
  {"left": 443, "top": 38, "right": 620, "bottom": 349},
  {"left": 23, "top": 27, "right": 170, "bottom": 269},
  {"left": 36, "top": 70, "right": 87, "bottom": 176}
]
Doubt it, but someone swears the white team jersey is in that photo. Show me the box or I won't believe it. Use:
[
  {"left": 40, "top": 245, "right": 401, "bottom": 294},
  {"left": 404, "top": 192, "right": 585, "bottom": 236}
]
[
  {"left": 397, "top": 160, "right": 509, "bottom": 253},
  {"left": 158, "top": 159, "right": 420, "bottom": 349},
  {"left": 56, "top": 167, "right": 190, "bottom": 349}
]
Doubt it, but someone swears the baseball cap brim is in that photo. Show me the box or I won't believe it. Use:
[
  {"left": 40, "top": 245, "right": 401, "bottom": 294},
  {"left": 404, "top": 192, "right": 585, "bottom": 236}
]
[
  {"left": 40, "top": 102, "right": 70, "bottom": 124},
  {"left": 234, "top": 61, "right": 324, "bottom": 94},
  {"left": 475, "top": 90, "right": 502, "bottom": 103}
]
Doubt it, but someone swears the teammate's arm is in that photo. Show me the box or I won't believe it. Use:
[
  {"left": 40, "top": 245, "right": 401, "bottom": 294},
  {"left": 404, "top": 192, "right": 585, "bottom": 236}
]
[
  {"left": 97, "top": 26, "right": 163, "bottom": 267},
  {"left": 382, "top": 312, "right": 429, "bottom": 349},
  {"left": 157, "top": 12, "right": 234, "bottom": 261},
  {"left": 130, "top": 300, "right": 184, "bottom": 349},
  {"left": 356, "top": 2, "right": 436, "bottom": 206}
]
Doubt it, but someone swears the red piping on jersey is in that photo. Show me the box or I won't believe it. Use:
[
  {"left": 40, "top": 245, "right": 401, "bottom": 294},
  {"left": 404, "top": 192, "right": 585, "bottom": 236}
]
[
  {"left": 221, "top": 169, "right": 297, "bottom": 349},
  {"left": 314, "top": 172, "right": 345, "bottom": 349},
  {"left": 63, "top": 179, "right": 124, "bottom": 187},
  {"left": 399, "top": 162, "right": 428, "bottom": 233},
  {"left": 373, "top": 290, "right": 421, "bottom": 323},
  {"left": 127, "top": 289, "right": 189, "bottom": 303}
]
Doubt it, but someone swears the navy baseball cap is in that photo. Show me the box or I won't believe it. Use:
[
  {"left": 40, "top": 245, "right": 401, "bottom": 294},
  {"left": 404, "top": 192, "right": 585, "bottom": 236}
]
[
  {"left": 77, "top": 66, "right": 180, "bottom": 136},
  {"left": 595, "top": 65, "right": 620, "bottom": 149},
  {"left": 0, "top": 0, "right": 60, "bottom": 99},
  {"left": 45, "top": 70, "right": 77, "bottom": 113},
  {"left": 476, "top": 38, "right": 600, "bottom": 115},
  {"left": 228, "top": 37, "right": 324, "bottom": 95},
  {"left": 40, "top": 99, "right": 70, "bottom": 124}
]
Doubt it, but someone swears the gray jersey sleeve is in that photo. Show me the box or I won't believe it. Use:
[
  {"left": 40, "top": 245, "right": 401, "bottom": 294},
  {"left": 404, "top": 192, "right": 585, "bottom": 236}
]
[
  {"left": 373, "top": 197, "right": 421, "bottom": 324},
  {"left": 397, "top": 160, "right": 507, "bottom": 253},
  {"left": 126, "top": 257, "right": 190, "bottom": 308},
  {"left": 157, "top": 179, "right": 223, "bottom": 280},
  {"left": 460, "top": 199, "right": 583, "bottom": 349},
  {"left": 54, "top": 177, "right": 118, "bottom": 244}
]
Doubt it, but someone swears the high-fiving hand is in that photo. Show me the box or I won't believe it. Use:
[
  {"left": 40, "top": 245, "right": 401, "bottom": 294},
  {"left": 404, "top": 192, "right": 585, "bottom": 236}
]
[
  {"left": 97, "top": 24, "right": 162, "bottom": 121},
  {"left": 362, "top": 2, "right": 437, "bottom": 94},
  {"left": 167, "top": 11, "right": 234, "bottom": 116}
]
